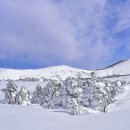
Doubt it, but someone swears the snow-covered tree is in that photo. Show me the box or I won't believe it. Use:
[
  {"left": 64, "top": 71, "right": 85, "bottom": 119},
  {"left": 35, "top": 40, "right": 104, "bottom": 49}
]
[
  {"left": 31, "top": 85, "right": 43, "bottom": 104},
  {"left": 1, "top": 80, "right": 17, "bottom": 104},
  {"left": 64, "top": 77, "right": 82, "bottom": 97},
  {"left": 40, "top": 80, "right": 63, "bottom": 109},
  {"left": 30, "top": 75, "right": 125, "bottom": 115},
  {"left": 16, "top": 86, "right": 30, "bottom": 105},
  {"left": 66, "top": 97, "right": 81, "bottom": 115}
]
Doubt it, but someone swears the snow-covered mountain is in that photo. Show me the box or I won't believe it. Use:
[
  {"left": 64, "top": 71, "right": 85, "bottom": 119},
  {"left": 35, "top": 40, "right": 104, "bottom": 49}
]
[
  {"left": 0, "top": 65, "right": 91, "bottom": 80},
  {"left": 94, "top": 59, "right": 130, "bottom": 77},
  {"left": 0, "top": 59, "right": 130, "bottom": 81}
]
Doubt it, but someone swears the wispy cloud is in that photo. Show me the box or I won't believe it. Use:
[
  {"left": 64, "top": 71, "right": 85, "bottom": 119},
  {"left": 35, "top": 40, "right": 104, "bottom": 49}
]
[{"left": 0, "top": 0, "right": 130, "bottom": 69}]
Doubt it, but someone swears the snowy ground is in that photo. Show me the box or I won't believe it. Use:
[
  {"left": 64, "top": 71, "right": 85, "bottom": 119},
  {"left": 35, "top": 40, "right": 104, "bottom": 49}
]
[
  {"left": 0, "top": 102, "right": 130, "bottom": 130},
  {"left": 0, "top": 81, "right": 130, "bottom": 130}
]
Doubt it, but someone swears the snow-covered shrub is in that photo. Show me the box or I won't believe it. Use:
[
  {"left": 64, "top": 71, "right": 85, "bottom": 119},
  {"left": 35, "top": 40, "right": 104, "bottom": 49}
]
[
  {"left": 1, "top": 80, "right": 18, "bottom": 104},
  {"left": 16, "top": 86, "right": 30, "bottom": 105}
]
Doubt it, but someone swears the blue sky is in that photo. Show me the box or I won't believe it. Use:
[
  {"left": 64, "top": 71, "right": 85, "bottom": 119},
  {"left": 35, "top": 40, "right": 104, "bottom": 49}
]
[{"left": 0, "top": 0, "right": 130, "bottom": 69}]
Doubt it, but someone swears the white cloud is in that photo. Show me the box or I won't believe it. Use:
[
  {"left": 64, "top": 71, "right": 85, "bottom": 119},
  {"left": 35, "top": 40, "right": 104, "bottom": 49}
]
[
  {"left": 113, "top": 0, "right": 130, "bottom": 33},
  {"left": 108, "top": 0, "right": 130, "bottom": 52},
  {"left": 0, "top": 0, "right": 129, "bottom": 68},
  {"left": 0, "top": 1, "right": 81, "bottom": 62}
]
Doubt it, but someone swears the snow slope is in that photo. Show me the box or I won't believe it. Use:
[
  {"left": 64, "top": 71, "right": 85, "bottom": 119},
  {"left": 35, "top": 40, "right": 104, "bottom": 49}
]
[
  {"left": 0, "top": 102, "right": 130, "bottom": 130},
  {"left": 94, "top": 59, "right": 130, "bottom": 77},
  {"left": 0, "top": 65, "right": 91, "bottom": 80}
]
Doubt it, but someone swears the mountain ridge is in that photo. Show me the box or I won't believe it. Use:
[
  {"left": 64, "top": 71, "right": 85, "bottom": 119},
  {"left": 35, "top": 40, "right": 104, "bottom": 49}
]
[
  {"left": 0, "top": 59, "right": 130, "bottom": 80},
  {"left": 0, "top": 65, "right": 91, "bottom": 80}
]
